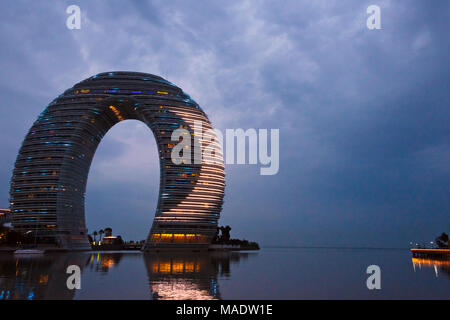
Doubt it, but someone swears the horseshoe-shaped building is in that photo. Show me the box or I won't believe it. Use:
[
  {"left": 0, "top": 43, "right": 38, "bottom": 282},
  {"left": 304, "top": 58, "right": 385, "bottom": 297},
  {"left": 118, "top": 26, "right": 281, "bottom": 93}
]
[{"left": 10, "top": 72, "right": 225, "bottom": 250}]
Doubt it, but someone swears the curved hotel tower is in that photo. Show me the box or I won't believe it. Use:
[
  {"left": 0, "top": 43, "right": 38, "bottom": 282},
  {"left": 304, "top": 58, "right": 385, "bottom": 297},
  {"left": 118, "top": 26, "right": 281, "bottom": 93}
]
[{"left": 10, "top": 72, "right": 225, "bottom": 250}]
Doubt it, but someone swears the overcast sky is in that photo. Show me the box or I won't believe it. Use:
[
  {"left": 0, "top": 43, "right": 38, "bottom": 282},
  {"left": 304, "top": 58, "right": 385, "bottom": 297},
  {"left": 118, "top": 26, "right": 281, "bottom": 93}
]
[{"left": 0, "top": 0, "right": 448, "bottom": 247}]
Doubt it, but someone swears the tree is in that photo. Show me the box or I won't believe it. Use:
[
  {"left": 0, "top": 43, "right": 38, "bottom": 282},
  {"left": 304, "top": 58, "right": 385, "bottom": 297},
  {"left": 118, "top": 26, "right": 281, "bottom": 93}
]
[
  {"left": 218, "top": 226, "right": 225, "bottom": 243},
  {"left": 99, "top": 229, "right": 104, "bottom": 242},
  {"left": 93, "top": 231, "right": 98, "bottom": 243},
  {"left": 116, "top": 235, "right": 124, "bottom": 245},
  {"left": 222, "top": 226, "right": 231, "bottom": 243},
  {"left": 212, "top": 227, "right": 220, "bottom": 243},
  {"left": 436, "top": 232, "right": 449, "bottom": 248}
]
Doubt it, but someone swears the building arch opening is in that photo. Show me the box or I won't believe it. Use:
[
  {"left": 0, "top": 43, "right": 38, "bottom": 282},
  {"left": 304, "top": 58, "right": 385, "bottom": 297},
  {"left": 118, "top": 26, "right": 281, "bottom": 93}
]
[{"left": 85, "top": 119, "right": 159, "bottom": 244}]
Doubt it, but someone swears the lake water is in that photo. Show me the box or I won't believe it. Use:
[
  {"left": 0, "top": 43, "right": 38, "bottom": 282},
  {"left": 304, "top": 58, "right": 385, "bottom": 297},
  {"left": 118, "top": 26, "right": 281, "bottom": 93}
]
[{"left": 0, "top": 248, "right": 448, "bottom": 300}]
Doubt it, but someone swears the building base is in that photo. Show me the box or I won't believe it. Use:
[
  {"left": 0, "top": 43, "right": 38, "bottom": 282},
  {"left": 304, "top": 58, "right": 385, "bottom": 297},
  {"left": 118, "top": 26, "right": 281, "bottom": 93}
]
[{"left": 57, "top": 235, "right": 92, "bottom": 251}]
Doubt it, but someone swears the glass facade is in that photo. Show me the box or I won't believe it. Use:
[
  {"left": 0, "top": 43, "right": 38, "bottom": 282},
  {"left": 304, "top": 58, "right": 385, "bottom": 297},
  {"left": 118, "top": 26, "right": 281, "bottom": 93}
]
[{"left": 10, "top": 72, "right": 225, "bottom": 250}]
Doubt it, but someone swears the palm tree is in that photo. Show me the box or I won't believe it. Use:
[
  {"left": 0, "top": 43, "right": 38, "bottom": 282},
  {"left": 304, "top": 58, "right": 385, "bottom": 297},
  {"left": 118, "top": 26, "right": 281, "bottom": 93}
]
[
  {"left": 93, "top": 231, "right": 98, "bottom": 243},
  {"left": 223, "top": 225, "right": 231, "bottom": 243},
  {"left": 212, "top": 227, "right": 220, "bottom": 243},
  {"left": 99, "top": 229, "right": 104, "bottom": 243},
  {"left": 436, "top": 232, "right": 449, "bottom": 248},
  {"left": 104, "top": 227, "right": 112, "bottom": 237}
]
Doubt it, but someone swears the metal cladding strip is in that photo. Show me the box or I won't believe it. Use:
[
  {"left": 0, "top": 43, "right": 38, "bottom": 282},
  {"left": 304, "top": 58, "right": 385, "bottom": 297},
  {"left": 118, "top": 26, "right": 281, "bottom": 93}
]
[{"left": 10, "top": 72, "right": 225, "bottom": 249}]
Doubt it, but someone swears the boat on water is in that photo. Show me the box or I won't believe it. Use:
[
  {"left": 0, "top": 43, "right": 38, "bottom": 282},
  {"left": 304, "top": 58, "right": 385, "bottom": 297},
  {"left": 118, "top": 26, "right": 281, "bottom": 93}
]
[
  {"left": 13, "top": 227, "right": 45, "bottom": 254},
  {"left": 14, "top": 246, "right": 45, "bottom": 255},
  {"left": 411, "top": 248, "right": 450, "bottom": 259},
  {"left": 14, "top": 249, "right": 45, "bottom": 255}
]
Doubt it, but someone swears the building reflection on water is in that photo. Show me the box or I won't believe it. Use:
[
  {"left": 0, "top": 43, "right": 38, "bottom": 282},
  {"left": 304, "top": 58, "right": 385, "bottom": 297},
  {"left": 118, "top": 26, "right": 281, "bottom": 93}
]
[
  {"left": 144, "top": 252, "right": 248, "bottom": 300},
  {"left": 0, "top": 251, "right": 254, "bottom": 300},
  {"left": 412, "top": 258, "right": 450, "bottom": 279},
  {"left": 87, "top": 252, "right": 125, "bottom": 274},
  {"left": 0, "top": 253, "right": 89, "bottom": 300}
]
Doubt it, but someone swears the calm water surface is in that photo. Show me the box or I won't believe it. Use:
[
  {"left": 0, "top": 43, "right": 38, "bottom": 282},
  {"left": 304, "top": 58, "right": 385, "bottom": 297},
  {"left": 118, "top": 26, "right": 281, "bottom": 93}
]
[{"left": 0, "top": 248, "right": 448, "bottom": 300}]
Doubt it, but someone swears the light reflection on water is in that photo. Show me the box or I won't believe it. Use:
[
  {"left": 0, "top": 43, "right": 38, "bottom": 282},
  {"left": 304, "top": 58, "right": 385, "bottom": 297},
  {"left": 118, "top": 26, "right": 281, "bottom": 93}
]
[
  {"left": 0, "top": 251, "right": 254, "bottom": 300},
  {"left": 411, "top": 257, "right": 450, "bottom": 279},
  {"left": 0, "top": 249, "right": 448, "bottom": 300},
  {"left": 0, "top": 253, "right": 89, "bottom": 300},
  {"left": 145, "top": 253, "right": 224, "bottom": 300}
]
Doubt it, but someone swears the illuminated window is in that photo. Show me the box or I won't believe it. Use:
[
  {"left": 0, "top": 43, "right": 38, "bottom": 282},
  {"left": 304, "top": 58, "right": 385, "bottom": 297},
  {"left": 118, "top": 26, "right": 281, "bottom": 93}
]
[
  {"left": 159, "top": 263, "right": 171, "bottom": 273},
  {"left": 186, "top": 234, "right": 196, "bottom": 243},
  {"left": 172, "top": 261, "right": 184, "bottom": 273},
  {"left": 196, "top": 234, "right": 209, "bottom": 243},
  {"left": 151, "top": 234, "right": 161, "bottom": 242},
  {"left": 185, "top": 262, "right": 195, "bottom": 272},
  {"left": 161, "top": 234, "right": 173, "bottom": 242},
  {"left": 173, "top": 234, "right": 185, "bottom": 243},
  {"left": 109, "top": 106, "right": 125, "bottom": 121}
]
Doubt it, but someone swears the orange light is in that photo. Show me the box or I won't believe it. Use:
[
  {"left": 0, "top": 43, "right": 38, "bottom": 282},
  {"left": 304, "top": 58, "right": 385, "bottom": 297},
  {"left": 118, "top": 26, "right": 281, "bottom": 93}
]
[
  {"left": 109, "top": 106, "right": 125, "bottom": 121},
  {"left": 411, "top": 248, "right": 450, "bottom": 252},
  {"left": 39, "top": 275, "right": 49, "bottom": 284},
  {"left": 412, "top": 258, "right": 450, "bottom": 266}
]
